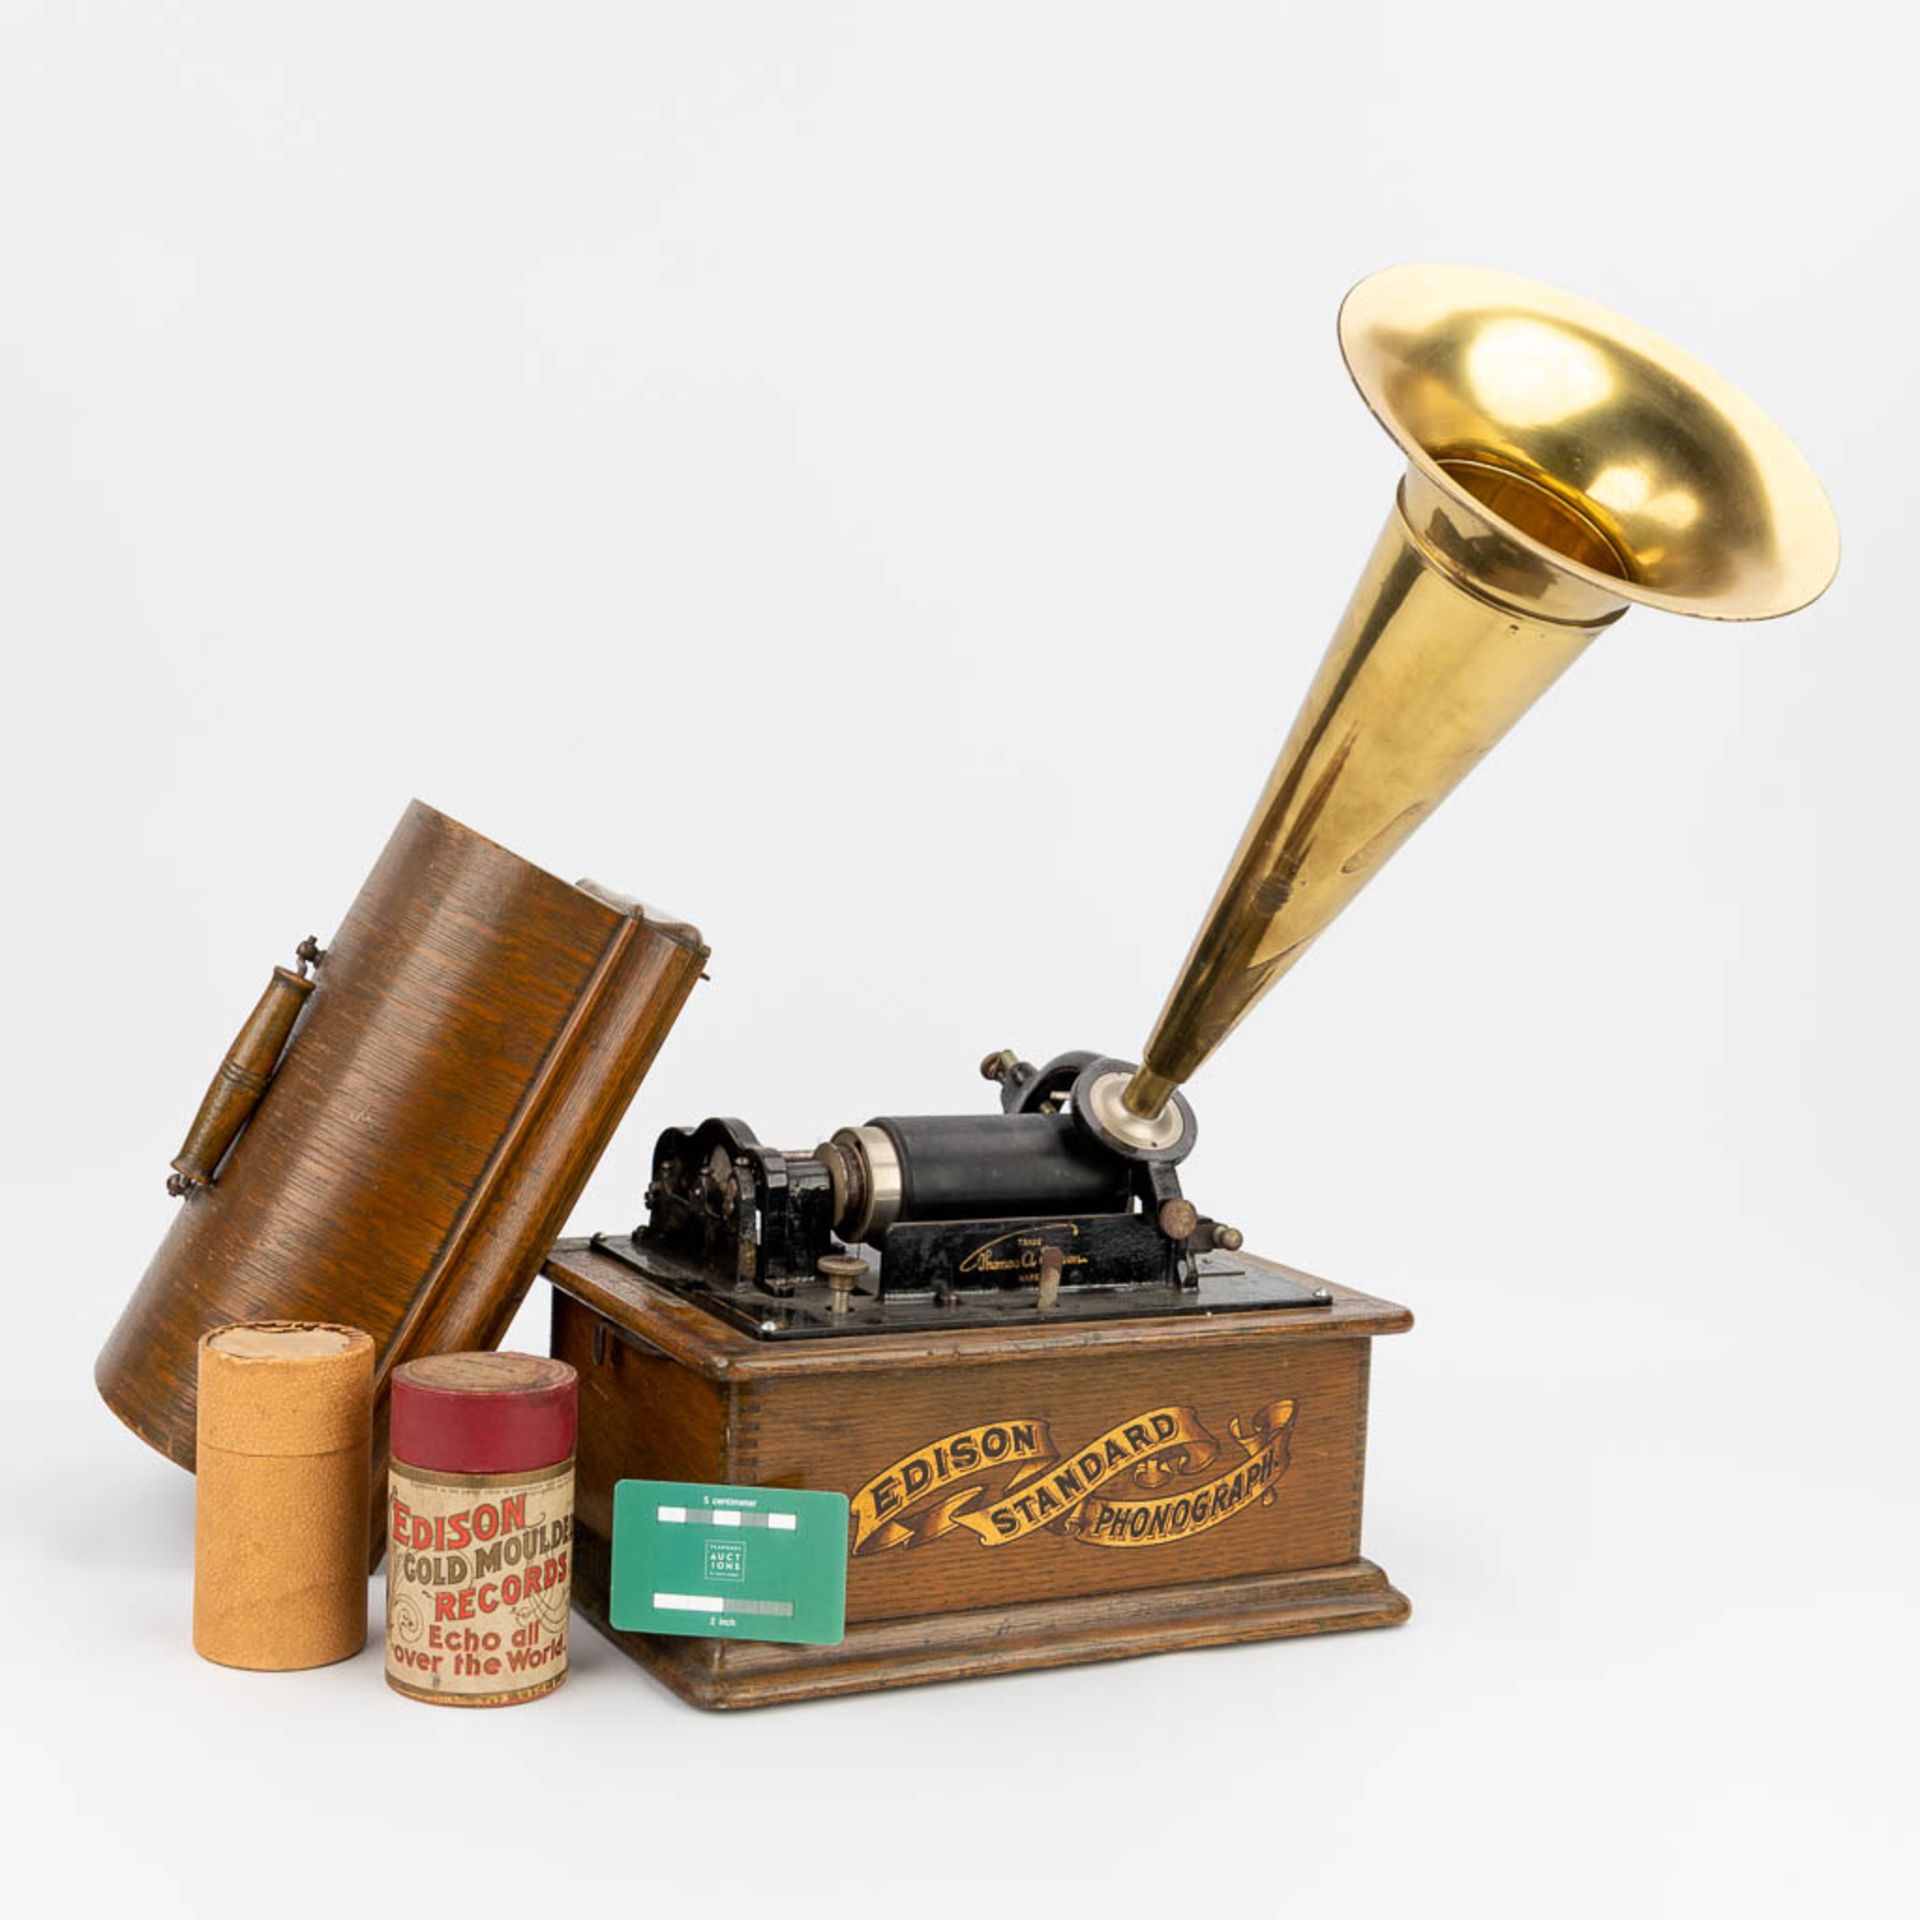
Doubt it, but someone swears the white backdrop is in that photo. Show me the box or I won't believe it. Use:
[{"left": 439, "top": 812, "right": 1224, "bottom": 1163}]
[{"left": 5, "top": 6, "right": 1913, "bottom": 1915}]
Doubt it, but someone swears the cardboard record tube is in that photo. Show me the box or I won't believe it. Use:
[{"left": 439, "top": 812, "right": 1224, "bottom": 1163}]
[
  {"left": 385, "top": 1353, "right": 577, "bottom": 1706},
  {"left": 194, "top": 1322, "right": 374, "bottom": 1670}
]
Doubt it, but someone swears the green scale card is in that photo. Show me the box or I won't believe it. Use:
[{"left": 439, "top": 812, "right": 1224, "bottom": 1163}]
[{"left": 609, "top": 1480, "right": 850, "bottom": 1645}]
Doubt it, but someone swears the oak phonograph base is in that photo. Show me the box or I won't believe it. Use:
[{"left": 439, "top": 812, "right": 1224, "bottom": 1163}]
[{"left": 544, "top": 1237, "right": 1412, "bottom": 1709}]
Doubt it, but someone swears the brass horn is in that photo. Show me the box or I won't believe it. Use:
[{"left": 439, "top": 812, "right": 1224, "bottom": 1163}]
[{"left": 1096, "top": 263, "right": 1840, "bottom": 1148}]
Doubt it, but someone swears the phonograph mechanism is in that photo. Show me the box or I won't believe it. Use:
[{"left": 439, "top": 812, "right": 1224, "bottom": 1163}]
[{"left": 593, "top": 262, "right": 1840, "bottom": 1350}]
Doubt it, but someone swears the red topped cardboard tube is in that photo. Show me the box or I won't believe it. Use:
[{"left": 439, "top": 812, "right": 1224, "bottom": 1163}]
[{"left": 389, "top": 1353, "right": 577, "bottom": 1474}]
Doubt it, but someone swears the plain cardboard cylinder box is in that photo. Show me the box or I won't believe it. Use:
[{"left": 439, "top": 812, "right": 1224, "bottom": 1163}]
[{"left": 194, "top": 1322, "right": 374, "bottom": 1670}]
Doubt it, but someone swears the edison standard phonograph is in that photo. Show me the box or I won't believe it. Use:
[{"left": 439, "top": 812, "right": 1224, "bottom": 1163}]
[
  {"left": 542, "top": 262, "right": 1839, "bottom": 1706},
  {"left": 90, "top": 259, "right": 1839, "bottom": 1714}
]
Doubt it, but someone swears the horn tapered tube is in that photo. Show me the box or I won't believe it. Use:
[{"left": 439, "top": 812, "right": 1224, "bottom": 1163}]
[
  {"left": 1122, "top": 487, "right": 1616, "bottom": 1114},
  {"left": 1118, "top": 263, "right": 1839, "bottom": 1131}
]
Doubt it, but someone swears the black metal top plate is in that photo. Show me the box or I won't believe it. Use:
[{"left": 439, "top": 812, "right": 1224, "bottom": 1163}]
[{"left": 587, "top": 1234, "right": 1327, "bottom": 1341}]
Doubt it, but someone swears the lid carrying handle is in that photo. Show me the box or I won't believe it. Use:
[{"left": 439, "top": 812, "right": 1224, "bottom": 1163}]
[{"left": 167, "top": 940, "right": 323, "bottom": 1196}]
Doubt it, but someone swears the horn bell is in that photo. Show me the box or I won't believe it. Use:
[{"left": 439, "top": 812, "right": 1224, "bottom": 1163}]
[{"left": 1339, "top": 262, "right": 1840, "bottom": 622}]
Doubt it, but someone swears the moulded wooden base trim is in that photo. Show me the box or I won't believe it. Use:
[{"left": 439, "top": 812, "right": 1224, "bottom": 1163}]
[{"left": 574, "top": 1532, "right": 1409, "bottom": 1709}]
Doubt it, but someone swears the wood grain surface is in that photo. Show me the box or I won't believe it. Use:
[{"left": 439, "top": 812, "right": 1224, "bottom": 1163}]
[{"left": 97, "top": 802, "right": 707, "bottom": 1561}]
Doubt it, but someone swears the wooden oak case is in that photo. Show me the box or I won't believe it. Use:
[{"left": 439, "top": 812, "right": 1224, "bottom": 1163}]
[
  {"left": 546, "top": 1237, "right": 1410, "bottom": 1708},
  {"left": 97, "top": 802, "right": 706, "bottom": 1553}
]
